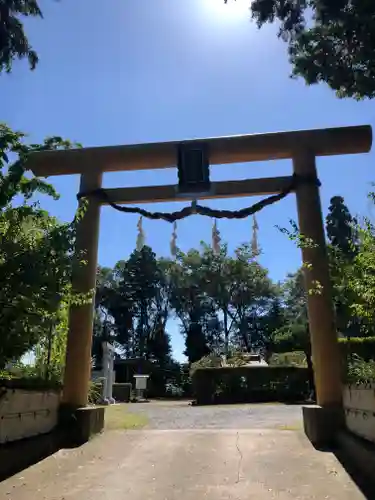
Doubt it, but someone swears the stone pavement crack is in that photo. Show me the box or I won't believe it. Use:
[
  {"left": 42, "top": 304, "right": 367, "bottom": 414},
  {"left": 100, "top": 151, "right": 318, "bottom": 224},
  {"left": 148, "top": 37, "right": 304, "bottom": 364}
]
[{"left": 235, "top": 431, "right": 243, "bottom": 484}]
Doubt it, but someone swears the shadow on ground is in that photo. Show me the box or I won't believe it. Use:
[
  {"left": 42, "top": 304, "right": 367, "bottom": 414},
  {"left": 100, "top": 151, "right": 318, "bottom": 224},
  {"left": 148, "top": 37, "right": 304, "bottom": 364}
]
[
  {"left": 0, "top": 403, "right": 148, "bottom": 483},
  {"left": 305, "top": 434, "right": 375, "bottom": 500},
  {"left": 333, "top": 450, "right": 375, "bottom": 499},
  {"left": 0, "top": 430, "right": 69, "bottom": 482}
]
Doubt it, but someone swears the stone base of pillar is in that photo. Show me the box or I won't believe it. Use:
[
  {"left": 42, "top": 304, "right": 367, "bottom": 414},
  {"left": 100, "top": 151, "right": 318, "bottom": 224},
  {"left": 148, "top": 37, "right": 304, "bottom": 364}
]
[
  {"left": 302, "top": 405, "right": 345, "bottom": 449},
  {"left": 98, "top": 398, "right": 111, "bottom": 406},
  {"left": 98, "top": 397, "right": 115, "bottom": 405},
  {"left": 59, "top": 405, "right": 105, "bottom": 446}
]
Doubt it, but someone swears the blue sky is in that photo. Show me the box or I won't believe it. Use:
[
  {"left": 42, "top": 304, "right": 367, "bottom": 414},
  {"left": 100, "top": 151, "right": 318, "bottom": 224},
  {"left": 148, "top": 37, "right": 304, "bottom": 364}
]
[{"left": 2, "top": 0, "right": 374, "bottom": 361}]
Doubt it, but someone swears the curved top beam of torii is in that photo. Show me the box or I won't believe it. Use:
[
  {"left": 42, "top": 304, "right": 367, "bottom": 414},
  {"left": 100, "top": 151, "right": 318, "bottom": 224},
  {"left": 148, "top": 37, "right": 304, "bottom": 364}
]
[{"left": 26, "top": 125, "right": 372, "bottom": 178}]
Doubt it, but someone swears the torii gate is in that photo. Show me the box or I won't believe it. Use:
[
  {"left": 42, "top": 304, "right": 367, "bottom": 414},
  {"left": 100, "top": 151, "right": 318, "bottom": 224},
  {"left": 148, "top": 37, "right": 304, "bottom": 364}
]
[{"left": 27, "top": 125, "right": 372, "bottom": 440}]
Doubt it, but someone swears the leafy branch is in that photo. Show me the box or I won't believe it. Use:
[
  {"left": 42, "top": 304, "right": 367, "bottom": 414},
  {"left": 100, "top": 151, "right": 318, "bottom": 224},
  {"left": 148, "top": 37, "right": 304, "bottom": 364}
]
[{"left": 0, "top": 123, "right": 86, "bottom": 368}]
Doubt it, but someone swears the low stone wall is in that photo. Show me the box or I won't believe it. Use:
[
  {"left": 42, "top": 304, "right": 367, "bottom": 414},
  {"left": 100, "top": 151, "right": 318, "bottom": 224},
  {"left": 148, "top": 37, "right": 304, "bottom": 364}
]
[
  {"left": 0, "top": 387, "right": 61, "bottom": 444},
  {"left": 343, "top": 384, "right": 375, "bottom": 444}
]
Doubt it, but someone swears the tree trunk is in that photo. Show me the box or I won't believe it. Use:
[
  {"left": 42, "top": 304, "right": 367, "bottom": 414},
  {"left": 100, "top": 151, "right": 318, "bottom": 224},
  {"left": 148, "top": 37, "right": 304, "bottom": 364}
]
[
  {"left": 240, "top": 315, "right": 251, "bottom": 352},
  {"left": 223, "top": 309, "right": 229, "bottom": 356},
  {"left": 45, "top": 322, "right": 53, "bottom": 381}
]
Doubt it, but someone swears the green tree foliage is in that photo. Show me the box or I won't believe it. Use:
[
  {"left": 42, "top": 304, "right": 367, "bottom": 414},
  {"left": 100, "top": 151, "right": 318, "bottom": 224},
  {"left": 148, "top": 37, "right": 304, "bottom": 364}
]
[
  {"left": 248, "top": 0, "right": 375, "bottom": 99},
  {"left": 271, "top": 271, "right": 309, "bottom": 363},
  {"left": 167, "top": 242, "right": 275, "bottom": 359},
  {"left": 96, "top": 241, "right": 275, "bottom": 366},
  {"left": 273, "top": 324, "right": 310, "bottom": 364},
  {"left": 272, "top": 269, "right": 315, "bottom": 392},
  {"left": 166, "top": 248, "right": 215, "bottom": 362},
  {"left": 183, "top": 322, "right": 210, "bottom": 363},
  {"left": 0, "top": 0, "right": 50, "bottom": 73},
  {"left": 229, "top": 244, "right": 276, "bottom": 351},
  {"left": 326, "top": 196, "right": 357, "bottom": 258},
  {"left": 198, "top": 243, "right": 275, "bottom": 353},
  {"left": 93, "top": 247, "right": 173, "bottom": 366},
  {"left": 257, "top": 293, "right": 286, "bottom": 357},
  {"left": 0, "top": 124, "right": 82, "bottom": 368},
  {"left": 120, "top": 246, "right": 170, "bottom": 361},
  {"left": 196, "top": 243, "right": 233, "bottom": 353},
  {"left": 91, "top": 265, "right": 119, "bottom": 368},
  {"left": 345, "top": 207, "right": 375, "bottom": 332},
  {"left": 33, "top": 302, "right": 69, "bottom": 381}
]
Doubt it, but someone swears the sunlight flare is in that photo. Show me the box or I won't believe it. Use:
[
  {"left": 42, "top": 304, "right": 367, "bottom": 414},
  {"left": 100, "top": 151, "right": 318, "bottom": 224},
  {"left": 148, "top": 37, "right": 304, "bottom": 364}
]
[{"left": 202, "top": 0, "right": 250, "bottom": 23}]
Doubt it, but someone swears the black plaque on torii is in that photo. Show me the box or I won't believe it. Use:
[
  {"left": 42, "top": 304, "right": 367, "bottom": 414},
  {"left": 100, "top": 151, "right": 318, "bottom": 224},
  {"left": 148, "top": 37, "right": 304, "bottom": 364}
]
[{"left": 177, "top": 142, "right": 210, "bottom": 194}]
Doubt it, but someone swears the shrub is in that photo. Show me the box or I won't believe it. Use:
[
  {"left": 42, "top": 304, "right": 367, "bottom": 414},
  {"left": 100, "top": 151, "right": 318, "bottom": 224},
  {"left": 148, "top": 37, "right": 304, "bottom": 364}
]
[
  {"left": 192, "top": 366, "right": 310, "bottom": 405},
  {"left": 0, "top": 370, "right": 14, "bottom": 380},
  {"left": 190, "top": 352, "right": 261, "bottom": 376},
  {"left": 190, "top": 354, "right": 223, "bottom": 375},
  {"left": 112, "top": 383, "right": 132, "bottom": 402},
  {"left": 344, "top": 355, "right": 375, "bottom": 385},
  {"left": 88, "top": 381, "right": 102, "bottom": 405}
]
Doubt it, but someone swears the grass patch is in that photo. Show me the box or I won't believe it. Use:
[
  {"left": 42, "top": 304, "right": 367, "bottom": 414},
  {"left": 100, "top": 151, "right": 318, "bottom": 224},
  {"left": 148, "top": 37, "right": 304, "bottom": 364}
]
[{"left": 104, "top": 404, "right": 148, "bottom": 430}]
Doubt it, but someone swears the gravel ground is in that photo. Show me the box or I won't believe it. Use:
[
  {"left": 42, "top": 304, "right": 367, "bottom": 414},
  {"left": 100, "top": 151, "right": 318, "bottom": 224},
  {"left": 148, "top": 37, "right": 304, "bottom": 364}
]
[{"left": 125, "top": 401, "right": 304, "bottom": 430}]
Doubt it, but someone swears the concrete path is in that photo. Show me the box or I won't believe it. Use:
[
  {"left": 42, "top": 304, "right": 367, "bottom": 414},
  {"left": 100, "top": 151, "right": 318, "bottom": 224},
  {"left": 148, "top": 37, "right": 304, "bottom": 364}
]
[{"left": 0, "top": 404, "right": 366, "bottom": 499}]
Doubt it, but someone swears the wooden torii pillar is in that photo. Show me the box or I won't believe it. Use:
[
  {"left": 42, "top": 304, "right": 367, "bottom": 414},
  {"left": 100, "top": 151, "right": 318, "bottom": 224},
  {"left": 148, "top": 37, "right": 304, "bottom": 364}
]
[{"left": 27, "top": 126, "right": 372, "bottom": 420}]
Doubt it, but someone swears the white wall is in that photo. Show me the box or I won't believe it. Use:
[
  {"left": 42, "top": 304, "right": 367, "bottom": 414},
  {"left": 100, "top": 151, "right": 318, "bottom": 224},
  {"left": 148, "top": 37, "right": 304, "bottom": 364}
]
[
  {"left": 343, "top": 384, "right": 375, "bottom": 444},
  {"left": 0, "top": 388, "right": 60, "bottom": 443}
]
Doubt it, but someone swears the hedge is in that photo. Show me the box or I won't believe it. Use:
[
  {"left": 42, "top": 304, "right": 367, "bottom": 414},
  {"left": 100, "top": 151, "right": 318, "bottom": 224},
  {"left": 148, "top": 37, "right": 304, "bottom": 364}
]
[
  {"left": 192, "top": 366, "right": 310, "bottom": 405},
  {"left": 0, "top": 377, "right": 62, "bottom": 391},
  {"left": 339, "top": 337, "right": 375, "bottom": 362},
  {"left": 268, "top": 338, "right": 375, "bottom": 368}
]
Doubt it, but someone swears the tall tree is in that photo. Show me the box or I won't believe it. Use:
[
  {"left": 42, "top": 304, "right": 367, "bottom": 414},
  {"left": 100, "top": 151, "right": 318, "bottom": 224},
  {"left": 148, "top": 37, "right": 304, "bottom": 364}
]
[
  {"left": 229, "top": 244, "right": 274, "bottom": 352},
  {"left": 147, "top": 324, "right": 173, "bottom": 367},
  {"left": 0, "top": 0, "right": 55, "bottom": 73},
  {"left": 326, "top": 196, "right": 359, "bottom": 335},
  {"left": 102, "top": 247, "right": 172, "bottom": 364},
  {"left": 247, "top": 0, "right": 375, "bottom": 99},
  {"left": 91, "top": 266, "right": 118, "bottom": 368},
  {"left": 199, "top": 242, "right": 274, "bottom": 353},
  {"left": 184, "top": 321, "right": 210, "bottom": 363},
  {"left": 199, "top": 243, "right": 236, "bottom": 354},
  {"left": 167, "top": 249, "right": 214, "bottom": 362},
  {"left": 326, "top": 196, "right": 357, "bottom": 257},
  {"left": 255, "top": 292, "right": 286, "bottom": 358},
  {"left": 169, "top": 242, "right": 274, "bottom": 359},
  {"left": 124, "top": 246, "right": 169, "bottom": 360}
]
